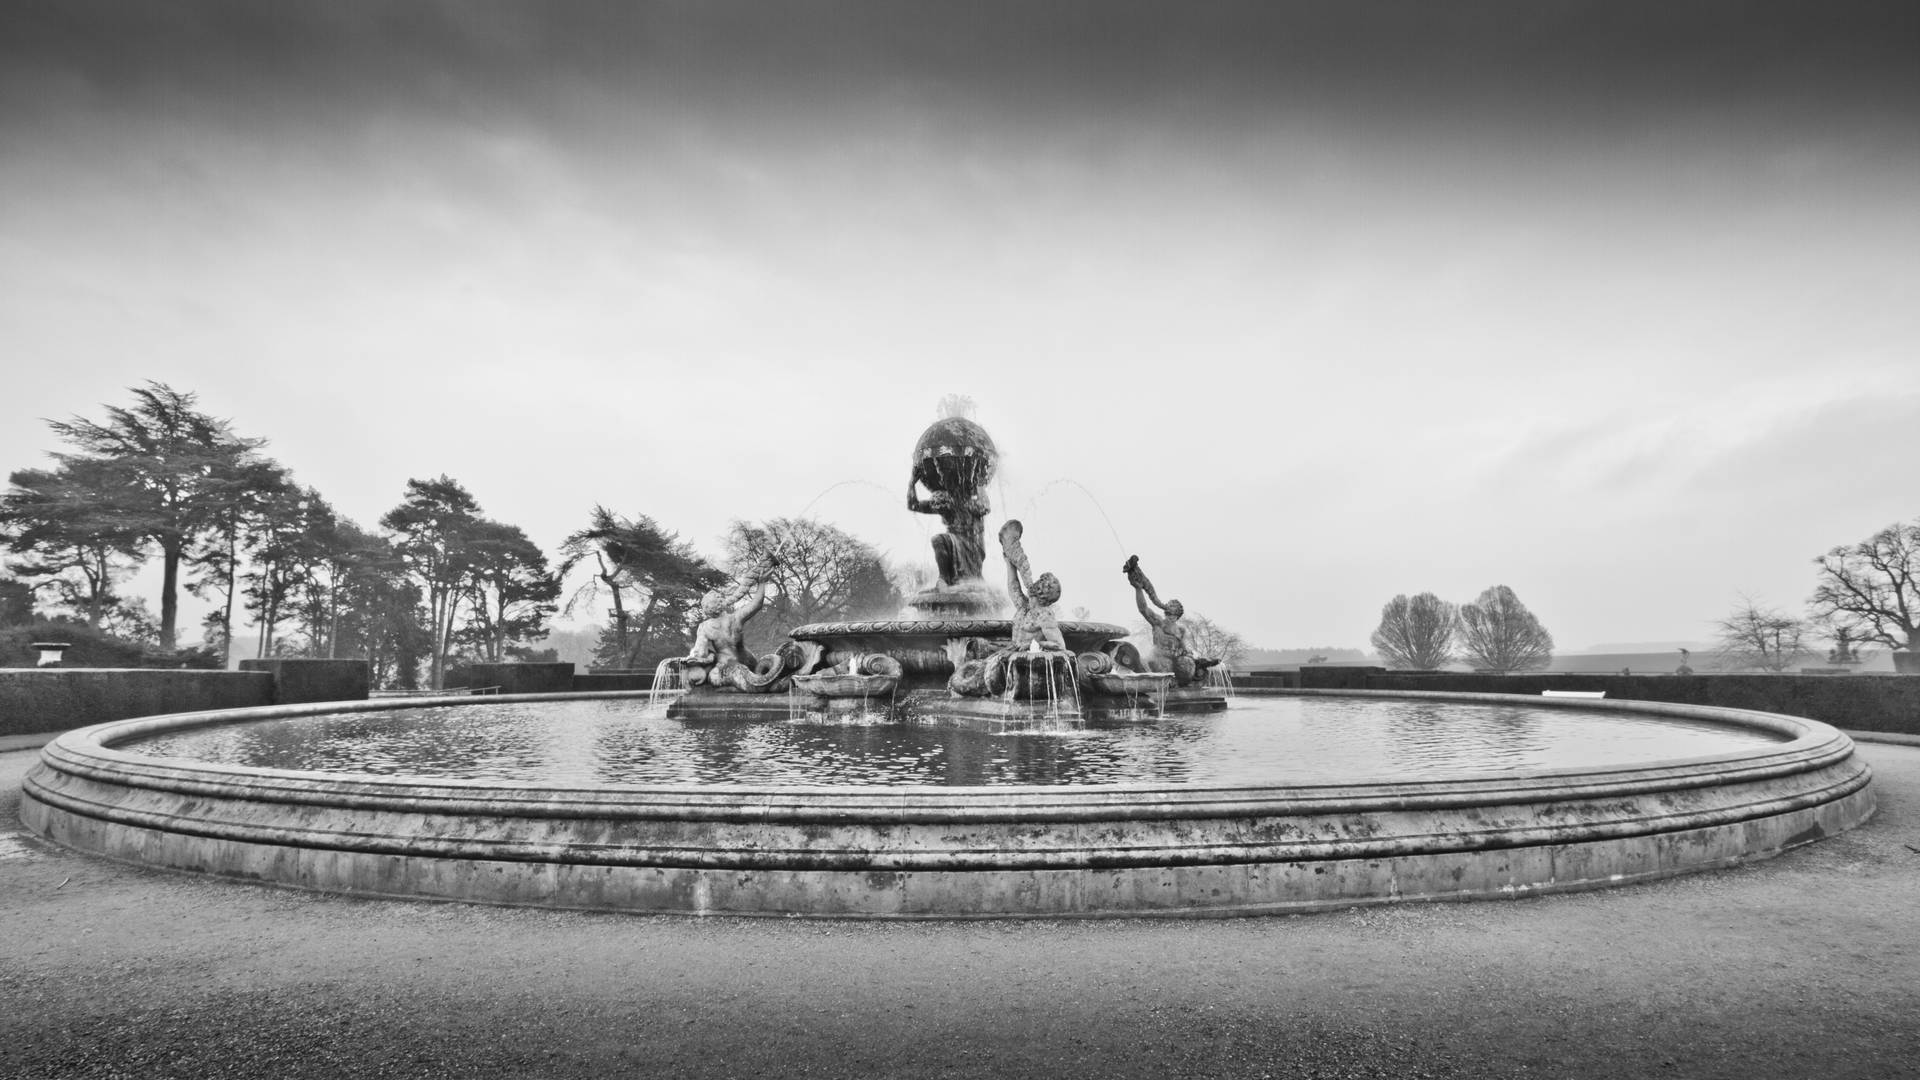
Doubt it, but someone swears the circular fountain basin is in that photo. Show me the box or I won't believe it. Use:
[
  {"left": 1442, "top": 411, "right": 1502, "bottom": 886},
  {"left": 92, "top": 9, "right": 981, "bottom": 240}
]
[{"left": 21, "top": 690, "right": 1874, "bottom": 918}]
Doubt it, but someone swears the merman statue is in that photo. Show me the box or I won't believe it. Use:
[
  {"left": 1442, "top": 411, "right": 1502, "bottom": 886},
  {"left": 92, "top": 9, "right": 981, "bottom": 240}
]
[
  {"left": 672, "top": 554, "right": 796, "bottom": 693},
  {"left": 1122, "top": 554, "right": 1221, "bottom": 688}
]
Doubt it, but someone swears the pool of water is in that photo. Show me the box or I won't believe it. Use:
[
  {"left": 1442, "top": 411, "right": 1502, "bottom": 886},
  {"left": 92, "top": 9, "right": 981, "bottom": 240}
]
[{"left": 115, "top": 696, "right": 1787, "bottom": 788}]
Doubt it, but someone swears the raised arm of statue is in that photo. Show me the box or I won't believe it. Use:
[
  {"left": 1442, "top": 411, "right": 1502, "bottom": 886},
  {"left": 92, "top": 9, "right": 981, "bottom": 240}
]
[
  {"left": 999, "top": 519, "right": 1030, "bottom": 612},
  {"left": 1005, "top": 549, "right": 1028, "bottom": 612},
  {"left": 1123, "top": 555, "right": 1165, "bottom": 621},
  {"left": 907, "top": 478, "right": 953, "bottom": 519},
  {"left": 736, "top": 578, "right": 770, "bottom": 622},
  {"left": 714, "top": 577, "right": 752, "bottom": 610},
  {"left": 716, "top": 555, "right": 775, "bottom": 610},
  {"left": 1133, "top": 583, "right": 1163, "bottom": 628}
]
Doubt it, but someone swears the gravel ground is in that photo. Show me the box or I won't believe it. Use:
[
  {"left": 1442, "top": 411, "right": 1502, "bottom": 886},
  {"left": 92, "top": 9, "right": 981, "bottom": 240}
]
[{"left": 3, "top": 743, "right": 1917, "bottom": 1080}]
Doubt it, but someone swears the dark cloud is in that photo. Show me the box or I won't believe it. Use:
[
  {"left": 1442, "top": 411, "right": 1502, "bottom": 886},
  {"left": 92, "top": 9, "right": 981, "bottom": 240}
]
[{"left": 6, "top": 1, "right": 1917, "bottom": 144}]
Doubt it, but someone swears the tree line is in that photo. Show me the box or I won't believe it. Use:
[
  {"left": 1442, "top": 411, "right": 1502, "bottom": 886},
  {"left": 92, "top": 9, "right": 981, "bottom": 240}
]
[
  {"left": 0, "top": 384, "right": 907, "bottom": 686},
  {"left": 1368, "top": 514, "right": 1920, "bottom": 675}
]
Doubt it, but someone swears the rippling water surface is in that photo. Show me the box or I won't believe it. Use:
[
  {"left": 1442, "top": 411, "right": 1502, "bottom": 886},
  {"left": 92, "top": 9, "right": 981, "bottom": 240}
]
[{"left": 118, "top": 696, "right": 1787, "bottom": 788}]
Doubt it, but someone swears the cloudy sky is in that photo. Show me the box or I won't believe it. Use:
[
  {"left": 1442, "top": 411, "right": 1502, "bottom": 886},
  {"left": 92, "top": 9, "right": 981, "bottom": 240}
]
[{"left": 3, "top": 1, "right": 1918, "bottom": 653}]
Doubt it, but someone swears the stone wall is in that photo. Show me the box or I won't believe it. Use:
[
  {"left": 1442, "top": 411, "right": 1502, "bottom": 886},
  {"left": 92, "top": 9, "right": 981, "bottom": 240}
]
[{"left": 1280, "top": 666, "right": 1920, "bottom": 736}]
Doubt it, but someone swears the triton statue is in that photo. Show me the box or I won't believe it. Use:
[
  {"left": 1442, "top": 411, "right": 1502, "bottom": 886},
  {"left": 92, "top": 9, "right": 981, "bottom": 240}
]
[
  {"left": 673, "top": 555, "right": 800, "bottom": 693},
  {"left": 1123, "top": 554, "right": 1221, "bottom": 687}
]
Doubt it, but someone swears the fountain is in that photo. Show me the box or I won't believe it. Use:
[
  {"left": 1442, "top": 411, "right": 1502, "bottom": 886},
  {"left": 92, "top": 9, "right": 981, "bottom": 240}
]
[
  {"left": 662, "top": 408, "right": 1225, "bottom": 723},
  {"left": 17, "top": 408, "right": 1878, "bottom": 918}
]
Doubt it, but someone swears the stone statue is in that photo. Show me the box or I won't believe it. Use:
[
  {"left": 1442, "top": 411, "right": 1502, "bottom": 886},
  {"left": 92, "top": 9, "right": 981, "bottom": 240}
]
[
  {"left": 1001, "top": 520, "right": 1066, "bottom": 653},
  {"left": 673, "top": 555, "right": 795, "bottom": 693},
  {"left": 946, "top": 520, "right": 1072, "bottom": 699},
  {"left": 1122, "top": 555, "right": 1220, "bottom": 688},
  {"left": 906, "top": 414, "right": 997, "bottom": 588},
  {"left": 907, "top": 478, "right": 989, "bottom": 586}
]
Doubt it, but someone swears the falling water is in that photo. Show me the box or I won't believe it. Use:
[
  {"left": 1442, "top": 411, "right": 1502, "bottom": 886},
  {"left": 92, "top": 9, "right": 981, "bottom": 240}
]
[
  {"left": 648, "top": 659, "right": 686, "bottom": 712},
  {"left": 1207, "top": 665, "right": 1237, "bottom": 698}
]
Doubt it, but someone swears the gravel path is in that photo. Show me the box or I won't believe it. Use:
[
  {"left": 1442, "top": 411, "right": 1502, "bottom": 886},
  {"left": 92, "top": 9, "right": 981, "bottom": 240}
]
[{"left": 3, "top": 743, "right": 1917, "bottom": 1080}]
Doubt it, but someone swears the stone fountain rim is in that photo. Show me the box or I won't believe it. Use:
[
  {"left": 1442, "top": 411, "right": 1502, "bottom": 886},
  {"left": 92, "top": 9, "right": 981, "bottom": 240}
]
[
  {"left": 29, "top": 689, "right": 1856, "bottom": 806},
  {"left": 21, "top": 689, "right": 1875, "bottom": 917}
]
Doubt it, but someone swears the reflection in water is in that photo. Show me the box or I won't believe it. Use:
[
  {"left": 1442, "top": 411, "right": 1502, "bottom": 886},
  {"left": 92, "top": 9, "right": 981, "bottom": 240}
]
[{"left": 124, "top": 698, "right": 1786, "bottom": 789}]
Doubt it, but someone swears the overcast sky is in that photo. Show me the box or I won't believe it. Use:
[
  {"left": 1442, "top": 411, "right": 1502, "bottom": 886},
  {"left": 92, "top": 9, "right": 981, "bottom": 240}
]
[{"left": 4, "top": 1, "right": 1918, "bottom": 653}]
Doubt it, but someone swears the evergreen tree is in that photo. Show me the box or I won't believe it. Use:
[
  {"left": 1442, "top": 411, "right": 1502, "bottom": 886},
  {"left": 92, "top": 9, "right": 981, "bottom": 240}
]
[
  {"left": 40, "top": 383, "right": 268, "bottom": 650},
  {"left": 559, "top": 507, "right": 721, "bottom": 671},
  {"left": 1, "top": 459, "right": 148, "bottom": 628},
  {"left": 380, "top": 476, "right": 482, "bottom": 689},
  {"left": 456, "top": 519, "right": 560, "bottom": 663}
]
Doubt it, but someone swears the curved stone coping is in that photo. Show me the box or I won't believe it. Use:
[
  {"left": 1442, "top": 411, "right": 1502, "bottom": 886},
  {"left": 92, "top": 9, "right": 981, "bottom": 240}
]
[
  {"left": 19, "top": 690, "right": 1877, "bottom": 916},
  {"left": 36, "top": 688, "right": 1850, "bottom": 805}
]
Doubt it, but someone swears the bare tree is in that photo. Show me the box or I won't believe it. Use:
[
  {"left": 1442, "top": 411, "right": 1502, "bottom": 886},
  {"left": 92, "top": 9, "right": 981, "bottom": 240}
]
[
  {"left": 1179, "top": 614, "right": 1249, "bottom": 669},
  {"left": 1809, "top": 519, "right": 1920, "bottom": 657},
  {"left": 1370, "top": 592, "right": 1460, "bottom": 670},
  {"left": 1458, "top": 585, "right": 1554, "bottom": 674},
  {"left": 1712, "top": 596, "right": 1811, "bottom": 672},
  {"left": 723, "top": 518, "right": 900, "bottom": 655}
]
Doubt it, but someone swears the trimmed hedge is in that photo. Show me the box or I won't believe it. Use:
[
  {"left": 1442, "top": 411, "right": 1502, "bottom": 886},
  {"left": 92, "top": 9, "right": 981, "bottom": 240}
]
[
  {"left": 0, "top": 668, "right": 272, "bottom": 737},
  {"left": 1295, "top": 667, "right": 1920, "bottom": 737}
]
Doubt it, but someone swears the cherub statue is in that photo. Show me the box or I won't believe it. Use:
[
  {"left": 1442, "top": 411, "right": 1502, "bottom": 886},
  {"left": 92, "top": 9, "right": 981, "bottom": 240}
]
[
  {"left": 1122, "top": 554, "right": 1220, "bottom": 687},
  {"left": 674, "top": 554, "right": 787, "bottom": 692}
]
